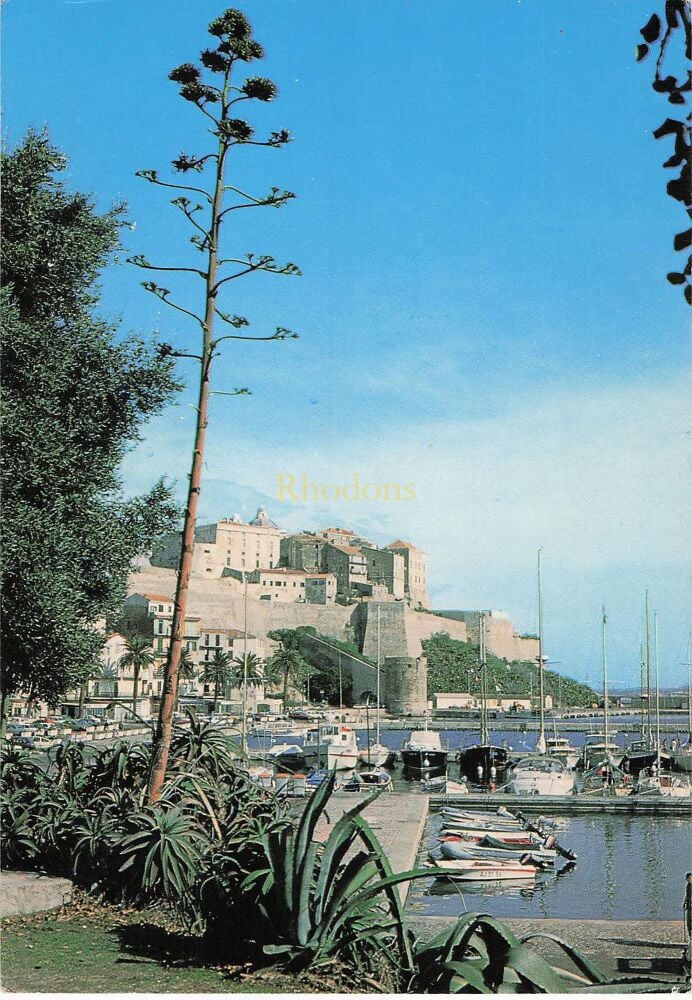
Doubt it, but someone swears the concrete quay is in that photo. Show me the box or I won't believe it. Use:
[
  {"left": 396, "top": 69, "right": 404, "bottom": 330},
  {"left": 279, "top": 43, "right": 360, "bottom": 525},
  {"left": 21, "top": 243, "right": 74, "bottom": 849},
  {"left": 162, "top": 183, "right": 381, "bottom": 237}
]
[
  {"left": 311, "top": 790, "right": 429, "bottom": 901},
  {"left": 430, "top": 792, "right": 692, "bottom": 816}
]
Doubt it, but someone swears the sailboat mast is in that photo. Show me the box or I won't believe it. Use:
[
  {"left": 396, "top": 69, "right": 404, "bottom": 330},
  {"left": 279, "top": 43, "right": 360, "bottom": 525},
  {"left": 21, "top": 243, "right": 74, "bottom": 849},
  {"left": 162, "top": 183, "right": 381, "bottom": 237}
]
[
  {"left": 537, "top": 549, "right": 546, "bottom": 752},
  {"left": 645, "top": 590, "right": 652, "bottom": 741},
  {"left": 479, "top": 612, "right": 488, "bottom": 746},
  {"left": 654, "top": 611, "right": 661, "bottom": 768},
  {"left": 376, "top": 605, "right": 381, "bottom": 745},
  {"left": 686, "top": 636, "right": 691, "bottom": 741},
  {"left": 639, "top": 642, "right": 646, "bottom": 740},
  {"left": 602, "top": 605, "right": 609, "bottom": 747}
]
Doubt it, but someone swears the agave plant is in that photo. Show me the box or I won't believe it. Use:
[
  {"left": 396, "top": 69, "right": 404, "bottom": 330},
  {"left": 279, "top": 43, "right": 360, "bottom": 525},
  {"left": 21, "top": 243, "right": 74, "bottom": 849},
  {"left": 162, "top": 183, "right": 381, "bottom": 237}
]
[
  {"left": 1, "top": 743, "right": 48, "bottom": 793},
  {"left": 0, "top": 793, "right": 40, "bottom": 866},
  {"left": 117, "top": 804, "right": 210, "bottom": 907},
  {"left": 227, "top": 771, "right": 418, "bottom": 978},
  {"left": 84, "top": 739, "right": 151, "bottom": 796},
  {"left": 72, "top": 808, "right": 121, "bottom": 888},
  {"left": 169, "top": 711, "right": 243, "bottom": 779}
]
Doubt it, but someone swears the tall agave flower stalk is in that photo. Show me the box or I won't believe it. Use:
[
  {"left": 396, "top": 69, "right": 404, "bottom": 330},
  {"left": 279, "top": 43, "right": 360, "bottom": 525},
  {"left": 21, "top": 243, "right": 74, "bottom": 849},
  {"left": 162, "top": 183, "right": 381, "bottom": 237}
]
[{"left": 131, "top": 8, "right": 299, "bottom": 802}]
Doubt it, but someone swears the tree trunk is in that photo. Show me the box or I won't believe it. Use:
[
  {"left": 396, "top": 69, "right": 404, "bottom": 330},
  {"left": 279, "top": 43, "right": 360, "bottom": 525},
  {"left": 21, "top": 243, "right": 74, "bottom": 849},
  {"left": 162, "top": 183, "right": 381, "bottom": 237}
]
[
  {"left": 132, "top": 662, "right": 140, "bottom": 718},
  {"left": 78, "top": 681, "right": 87, "bottom": 717},
  {"left": 0, "top": 682, "right": 10, "bottom": 742},
  {"left": 146, "top": 122, "right": 230, "bottom": 804},
  {"left": 283, "top": 667, "right": 289, "bottom": 715}
]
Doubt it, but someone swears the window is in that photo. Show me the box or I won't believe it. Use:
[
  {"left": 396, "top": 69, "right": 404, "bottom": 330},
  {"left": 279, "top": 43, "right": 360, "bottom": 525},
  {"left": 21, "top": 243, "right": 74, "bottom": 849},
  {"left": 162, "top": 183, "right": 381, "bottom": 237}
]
[
  {"left": 157, "top": 638, "right": 164, "bottom": 653},
  {"left": 158, "top": 604, "right": 164, "bottom": 612},
  {"left": 215, "top": 635, "right": 221, "bottom": 646}
]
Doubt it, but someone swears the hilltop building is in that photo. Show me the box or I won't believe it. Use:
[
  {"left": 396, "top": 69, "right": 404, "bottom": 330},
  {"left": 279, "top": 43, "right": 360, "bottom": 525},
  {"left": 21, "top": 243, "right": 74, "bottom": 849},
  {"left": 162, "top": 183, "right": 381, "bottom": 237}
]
[
  {"left": 150, "top": 508, "right": 285, "bottom": 577},
  {"left": 387, "top": 540, "right": 430, "bottom": 608}
]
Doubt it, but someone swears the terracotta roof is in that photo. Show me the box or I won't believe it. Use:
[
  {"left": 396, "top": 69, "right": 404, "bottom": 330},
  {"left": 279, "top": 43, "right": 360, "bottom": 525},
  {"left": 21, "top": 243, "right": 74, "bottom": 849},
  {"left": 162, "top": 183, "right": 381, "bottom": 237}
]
[
  {"left": 257, "top": 568, "right": 307, "bottom": 576},
  {"left": 330, "top": 543, "right": 365, "bottom": 556},
  {"left": 387, "top": 540, "right": 416, "bottom": 550},
  {"left": 143, "top": 593, "right": 174, "bottom": 602},
  {"left": 320, "top": 527, "right": 355, "bottom": 535}
]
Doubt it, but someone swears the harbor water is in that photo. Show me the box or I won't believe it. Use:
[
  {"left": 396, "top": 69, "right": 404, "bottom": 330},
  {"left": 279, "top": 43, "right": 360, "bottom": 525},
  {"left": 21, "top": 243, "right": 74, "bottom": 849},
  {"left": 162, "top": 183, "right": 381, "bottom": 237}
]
[{"left": 407, "top": 812, "right": 690, "bottom": 921}]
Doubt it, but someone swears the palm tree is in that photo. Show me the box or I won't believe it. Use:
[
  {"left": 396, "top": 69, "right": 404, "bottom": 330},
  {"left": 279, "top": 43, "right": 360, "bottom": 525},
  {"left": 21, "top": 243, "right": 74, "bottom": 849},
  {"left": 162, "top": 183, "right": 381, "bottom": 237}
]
[
  {"left": 157, "top": 647, "right": 197, "bottom": 701},
  {"left": 200, "top": 650, "right": 234, "bottom": 707},
  {"left": 231, "top": 651, "right": 264, "bottom": 689},
  {"left": 119, "top": 635, "right": 156, "bottom": 718},
  {"left": 267, "top": 647, "right": 309, "bottom": 714}
]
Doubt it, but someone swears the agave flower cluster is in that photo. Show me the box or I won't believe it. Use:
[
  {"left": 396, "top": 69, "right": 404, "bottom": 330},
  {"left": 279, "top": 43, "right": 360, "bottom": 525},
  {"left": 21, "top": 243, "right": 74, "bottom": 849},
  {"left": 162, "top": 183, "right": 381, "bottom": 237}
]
[{"left": 166, "top": 7, "right": 290, "bottom": 169}]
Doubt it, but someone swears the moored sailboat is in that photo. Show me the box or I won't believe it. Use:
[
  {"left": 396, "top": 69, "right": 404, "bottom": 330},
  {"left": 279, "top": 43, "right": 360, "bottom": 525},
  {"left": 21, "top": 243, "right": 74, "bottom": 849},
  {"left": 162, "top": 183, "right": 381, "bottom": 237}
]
[
  {"left": 358, "top": 606, "right": 390, "bottom": 768},
  {"left": 458, "top": 612, "right": 510, "bottom": 786},
  {"left": 507, "top": 551, "right": 575, "bottom": 795}
]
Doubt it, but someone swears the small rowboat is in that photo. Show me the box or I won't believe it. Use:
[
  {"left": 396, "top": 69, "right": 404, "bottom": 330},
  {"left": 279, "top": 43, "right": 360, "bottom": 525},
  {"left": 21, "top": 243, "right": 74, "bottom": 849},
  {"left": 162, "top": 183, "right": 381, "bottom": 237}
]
[
  {"left": 425, "top": 858, "right": 538, "bottom": 882},
  {"left": 440, "top": 825, "right": 548, "bottom": 844},
  {"left": 439, "top": 837, "right": 557, "bottom": 865}
]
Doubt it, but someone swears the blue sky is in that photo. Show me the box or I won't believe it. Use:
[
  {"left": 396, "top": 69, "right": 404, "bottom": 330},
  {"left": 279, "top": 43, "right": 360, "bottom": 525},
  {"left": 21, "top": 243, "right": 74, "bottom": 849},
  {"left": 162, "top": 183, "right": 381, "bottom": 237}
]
[{"left": 4, "top": 1, "right": 689, "bottom": 687}]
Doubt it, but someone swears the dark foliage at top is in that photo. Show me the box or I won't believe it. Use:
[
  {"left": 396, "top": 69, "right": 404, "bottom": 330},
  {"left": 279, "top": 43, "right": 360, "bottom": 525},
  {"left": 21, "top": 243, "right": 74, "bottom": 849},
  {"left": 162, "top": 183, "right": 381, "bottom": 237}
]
[{"left": 637, "top": 1, "right": 691, "bottom": 303}]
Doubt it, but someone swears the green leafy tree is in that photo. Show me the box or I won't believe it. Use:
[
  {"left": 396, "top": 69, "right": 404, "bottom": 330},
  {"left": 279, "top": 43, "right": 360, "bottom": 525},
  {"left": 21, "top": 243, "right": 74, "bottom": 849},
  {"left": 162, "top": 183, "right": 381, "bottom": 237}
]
[
  {"left": 119, "top": 635, "right": 156, "bottom": 718},
  {"left": 200, "top": 650, "right": 234, "bottom": 705},
  {"left": 0, "top": 131, "right": 180, "bottom": 738},
  {"left": 137, "top": 8, "right": 300, "bottom": 802}
]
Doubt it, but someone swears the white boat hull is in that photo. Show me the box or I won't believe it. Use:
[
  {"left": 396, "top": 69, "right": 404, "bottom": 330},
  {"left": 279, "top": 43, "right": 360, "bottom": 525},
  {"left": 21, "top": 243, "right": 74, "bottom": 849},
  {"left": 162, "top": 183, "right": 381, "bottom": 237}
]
[
  {"left": 328, "top": 748, "right": 359, "bottom": 770},
  {"left": 510, "top": 771, "right": 575, "bottom": 795},
  {"left": 671, "top": 747, "right": 692, "bottom": 773},
  {"left": 358, "top": 743, "right": 390, "bottom": 767},
  {"left": 427, "top": 859, "right": 537, "bottom": 882}
]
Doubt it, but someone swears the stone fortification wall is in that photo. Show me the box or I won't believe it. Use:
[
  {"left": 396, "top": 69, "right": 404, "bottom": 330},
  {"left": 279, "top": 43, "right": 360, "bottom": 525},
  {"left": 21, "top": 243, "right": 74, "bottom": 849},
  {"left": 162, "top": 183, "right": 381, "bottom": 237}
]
[
  {"left": 295, "top": 633, "right": 377, "bottom": 704},
  {"left": 384, "top": 657, "right": 428, "bottom": 715},
  {"left": 434, "top": 610, "right": 538, "bottom": 663},
  {"left": 128, "top": 568, "right": 359, "bottom": 645}
]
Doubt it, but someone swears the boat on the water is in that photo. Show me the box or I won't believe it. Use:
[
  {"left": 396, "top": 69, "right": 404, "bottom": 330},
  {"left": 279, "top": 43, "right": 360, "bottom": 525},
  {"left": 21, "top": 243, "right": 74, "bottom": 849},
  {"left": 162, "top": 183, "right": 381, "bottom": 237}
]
[
  {"left": 632, "top": 770, "right": 691, "bottom": 797},
  {"left": 425, "top": 857, "right": 538, "bottom": 882},
  {"left": 579, "top": 734, "right": 624, "bottom": 771},
  {"left": 670, "top": 740, "right": 692, "bottom": 773},
  {"left": 439, "top": 837, "right": 557, "bottom": 865},
  {"left": 621, "top": 738, "right": 660, "bottom": 776},
  {"left": 439, "top": 824, "right": 550, "bottom": 845},
  {"left": 546, "top": 734, "right": 579, "bottom": 770},
  {"left": 508, "top": 753, "right": 575, "bottom": 795},
  {"left": 458, "top": 613, "right": 511, "bottom": 786},
  {"left": 342, "top": 768, "right": 393, "bottom": 792},
  {"left": 301, "top": 723, "right": 359, "bottom": 770},
  {"left": 401, "top": 724, "right": 448, "bottom": 778}
]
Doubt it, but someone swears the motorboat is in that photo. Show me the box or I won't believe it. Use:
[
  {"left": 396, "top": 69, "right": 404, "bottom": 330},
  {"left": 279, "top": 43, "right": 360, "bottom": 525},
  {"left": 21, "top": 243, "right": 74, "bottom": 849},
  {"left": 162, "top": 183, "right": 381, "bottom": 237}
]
[
  {"left": 439, "top": 837, "right": 557, "bottom": 865},
  {"left": 401, "top": 726, "right": 449, "bottom": 778},
  {"left": 342, "top": 768, "right": 392, "bottom": 792},
  {"left": 579, "top": 734, "right": 623, "bottom": 771},
  {"left": 670, "top": 739, "right": 692, "bottom": 773},
  {"left": 621, "top": 739, "right": 660, "bottom": 776},
  {"left": 545, "top": 735, "right": 579, "bottom": 770},
  {"left": 632, "top": 770, "right": 691, "bottom": 797},
  {"left": 425, "top": 857, "right": 538, "bottom": 882},
  {"left": 439, "top": 824, "right": 550, "bottom": 845},
  {"left": 458, "top": 743, "right": 511, "bottom": 785},
  {"left": 508, "top": 754, "right": 575, "bottom": 795},
  {"left": 302, "top": 723, "right": 359, "bottom": 770}
]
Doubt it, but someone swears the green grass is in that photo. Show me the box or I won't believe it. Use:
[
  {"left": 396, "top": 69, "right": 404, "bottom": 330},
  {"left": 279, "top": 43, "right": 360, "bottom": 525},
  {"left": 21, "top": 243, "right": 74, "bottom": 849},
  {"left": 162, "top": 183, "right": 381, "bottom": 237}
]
[{"left": 0, "top": 908, "right": 310, "bottom": 994}]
